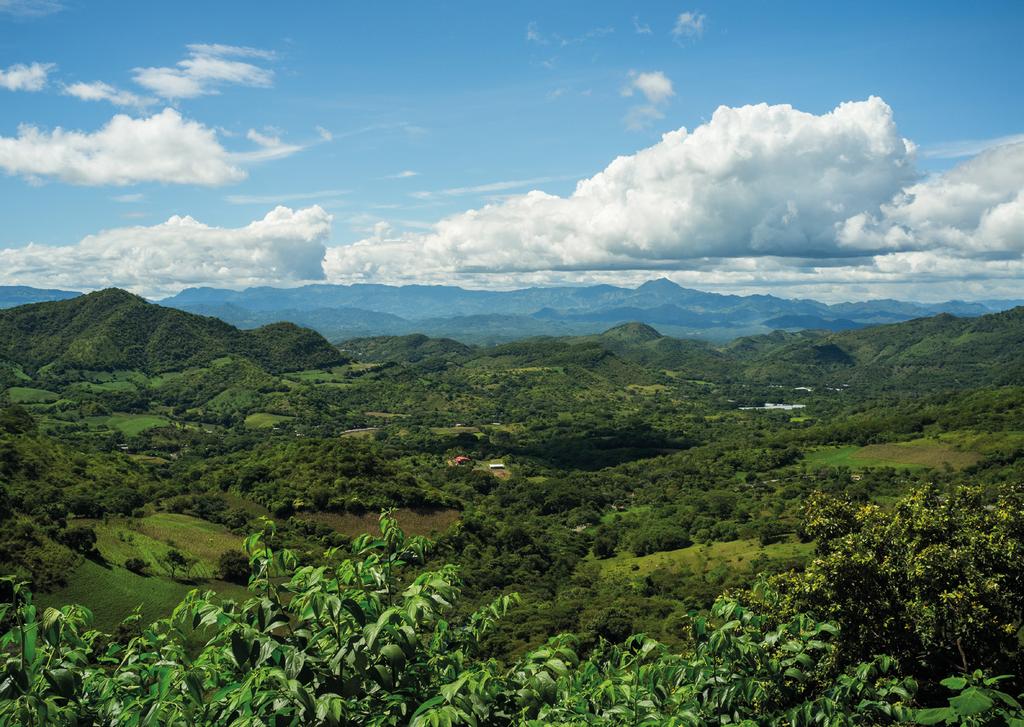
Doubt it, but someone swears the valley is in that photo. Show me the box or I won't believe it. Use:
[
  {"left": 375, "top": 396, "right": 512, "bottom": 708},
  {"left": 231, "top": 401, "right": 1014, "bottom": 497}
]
[{"left": 2, "top": 290, "right": 1023, "bottom": 722}]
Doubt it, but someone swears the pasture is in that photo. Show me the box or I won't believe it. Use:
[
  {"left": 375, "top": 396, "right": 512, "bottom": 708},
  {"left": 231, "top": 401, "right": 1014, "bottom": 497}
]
[
  {"left": 598, "top": 537, "right": 815, "bottom": 581},
  {"left": 5, "top": 386, "right": 59, "bottom": 403},
  {"left": 803, "top": 437, "right": 983, "bottom": 470},
  {"left": 85, "top": 413, "right": 170, "bottom": 436},
  {"left": 244, "top": 412, "right": 295, "bottom": 428}
]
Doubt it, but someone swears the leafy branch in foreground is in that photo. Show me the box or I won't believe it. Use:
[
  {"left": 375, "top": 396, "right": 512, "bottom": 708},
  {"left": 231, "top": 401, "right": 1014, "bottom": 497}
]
[{"left": 2, "top": 509, "right": 1022, "bottom": 725}]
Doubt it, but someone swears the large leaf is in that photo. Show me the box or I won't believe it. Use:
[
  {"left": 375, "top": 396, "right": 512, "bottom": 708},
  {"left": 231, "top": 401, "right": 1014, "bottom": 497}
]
[{"left": 949, "top": 688, "right": 994, "bottom": 716}]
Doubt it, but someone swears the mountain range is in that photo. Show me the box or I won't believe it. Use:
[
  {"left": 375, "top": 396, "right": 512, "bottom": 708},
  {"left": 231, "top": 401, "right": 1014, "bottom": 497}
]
[{"left": 2, "top": 280, "right": 1022, "bottom": 344}]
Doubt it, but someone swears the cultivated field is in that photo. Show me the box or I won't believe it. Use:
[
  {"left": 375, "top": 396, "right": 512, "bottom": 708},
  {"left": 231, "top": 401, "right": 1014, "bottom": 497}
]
[{"left": 803, "top": 437, "right": 984, "bottom": 470}]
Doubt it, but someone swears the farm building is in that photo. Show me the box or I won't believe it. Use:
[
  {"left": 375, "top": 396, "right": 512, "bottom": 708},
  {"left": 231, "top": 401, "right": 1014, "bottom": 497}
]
[
  {"left": 453, "top": 455, "right": 472, "bottom": 465},
  {"left": 488, "top": 462, "right": 506, "bottom": 470}
]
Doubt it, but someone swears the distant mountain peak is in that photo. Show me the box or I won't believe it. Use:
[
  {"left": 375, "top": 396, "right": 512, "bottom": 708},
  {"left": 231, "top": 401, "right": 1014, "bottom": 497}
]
[{"left": 636, "top": 278, "right": 683, "bottom": 292}]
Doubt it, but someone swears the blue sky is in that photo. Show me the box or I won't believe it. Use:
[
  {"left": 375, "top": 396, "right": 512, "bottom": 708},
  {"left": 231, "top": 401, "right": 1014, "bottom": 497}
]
[{"left": 1, "top": 0, "right": 1022, "bottom": 301}]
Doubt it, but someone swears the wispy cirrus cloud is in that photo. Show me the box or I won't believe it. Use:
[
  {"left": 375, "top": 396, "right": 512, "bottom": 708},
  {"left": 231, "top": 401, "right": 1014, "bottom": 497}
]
[
  {"left": 922, "top": 132, "right": 1024, "bottom": 159},
  {"left": 524, "top": 21, "right": 614, "bottom": 47},
  {"left": 410, "top": 174, "right": 576, "bottom": 200},
  {"left": 63, "top": 80, "right": 155, "bottom": 108},
  {"left": 672, "top": 11, "right": 706, "bottom": 41},
  {"left": 0, "top": 0, "right": 62, "bottom": 17},
  {"left": 225, "top": 189, "right": 349, "bottom": 205},
  {"left": 133, "top": 43, "right": 276, "bottom": 99}
]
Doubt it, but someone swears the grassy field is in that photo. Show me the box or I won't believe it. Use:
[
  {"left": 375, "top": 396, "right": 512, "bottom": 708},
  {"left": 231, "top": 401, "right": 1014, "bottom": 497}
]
[
  {"left": 36, "top": 559, "right": 250, "bottom": 634},
  {"left": 85, "top": 413, "right": 170, "bottom": 436},
  {"left": 340, "top": 427, "right": 380, "bottom": 438},
  {"left": 803, "top": 438, "right": 982, "bottom": 470},
  {"left": 5, "top": 386, "right": 59, "bottom": 403},
  {"left": 134, "top": 513, "right": 245, "bottom": 570},
  {"left": 430, "top": 425, "right": 481, "bottom": 435},
  {"left": 87, "top": 513, "right": 244, "bottom": 578},
  {"left": 36, "top": 559, "right": 195, "bottom": 633},
  {"left": 306, "top": 508, "right": 460, "bottom": 537},
  {"left": 932, "top": 429, "right": 1024, "bottom": 454},
  {"left": 72, "top": 380, "right": 138, "bottom": 393},
  {"left": 244, "top": 412, "right": 295, "bottom": 429},
  {"left": 598, "top": 537, "right": 815, "bottom": 580}
]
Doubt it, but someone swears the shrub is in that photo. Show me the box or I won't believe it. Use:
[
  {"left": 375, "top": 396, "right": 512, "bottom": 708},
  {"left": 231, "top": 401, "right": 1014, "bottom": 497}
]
[{"left": 124, "top": 557, "right": 147, "bottom": 574}]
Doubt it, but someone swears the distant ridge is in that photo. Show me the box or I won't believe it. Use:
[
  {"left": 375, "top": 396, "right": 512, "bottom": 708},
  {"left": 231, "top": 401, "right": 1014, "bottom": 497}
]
[
  {"left": 154, "top": 279, "right": 1017, "bottom": 344},
  {"left": 2, "top": 281, "right": 1018, "bottom": 345},
  {"left": 0, "top": 288, "right": 345, "bottom": 374},
  {"left": 0, "top": 285, "right": 81, "bottom": 309}
]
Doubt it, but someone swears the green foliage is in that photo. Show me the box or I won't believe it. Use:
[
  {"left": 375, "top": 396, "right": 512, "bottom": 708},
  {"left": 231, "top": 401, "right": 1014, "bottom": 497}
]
[
  {"left": 2, "top": 514, "right": 1020, "bottom": 725},
  {"left": 217, "top": 550, "right": 250, "bottom": 585},
  {"left": 772, "top": 483, "right": 1024, "bottom": 680},
  {"left": 914, "top": 673, "right": 1024, "bottom": 726}
]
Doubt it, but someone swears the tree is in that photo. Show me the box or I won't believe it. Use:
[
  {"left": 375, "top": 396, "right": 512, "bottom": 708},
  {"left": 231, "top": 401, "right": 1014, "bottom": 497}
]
[
  {"left": 0, "top": 405, "right": 34, "bottom": 435},
  {"left": 771, "top": 483, "right": 1024, "bottom": 681},
  {"left": 592, "top": 526, "right": 618, "bottom": 559},
  {"left": 61, "top": 525, "right": 97, "bottom": 556},
  {"left": 124, "top": 557, "right": 147, "bottom": 575},
  {"left": 217, "top": 549, "right": 250, "bottom": 584},
  {"left": 159, "top": 548, "right": 192, "bottom": 581}
]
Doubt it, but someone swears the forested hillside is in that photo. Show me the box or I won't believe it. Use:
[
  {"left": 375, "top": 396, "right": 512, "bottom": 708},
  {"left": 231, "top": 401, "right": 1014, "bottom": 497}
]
[
  {"left": 0, "top": 289, "right": 345, "bottom": 374},
  {"left": 2, "top": 295, "right": 1023, "bottom": 724}
]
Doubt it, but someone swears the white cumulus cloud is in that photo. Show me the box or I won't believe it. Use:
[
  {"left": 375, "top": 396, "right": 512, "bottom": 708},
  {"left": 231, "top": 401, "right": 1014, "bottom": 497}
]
[
  {"left": 838, "top": 140, "right": 1024, "bottom": 257},
  {"left": 0, "top": 108, "right": 246, "bottom": 185},
  {"left": 0, "top": 206, "right": 332, "bottom": 296},
  {"left": 623, "top": 70, "right": 675, "bottom": 104},
  {"left": 0, "top": 61, "right": 54, "bottom": 91},
  {"left": 326, "top": 97, "right": 920, "bottom": 280},
  {"left": 622, "top": 70, "right": 675, "bottom": 130}
]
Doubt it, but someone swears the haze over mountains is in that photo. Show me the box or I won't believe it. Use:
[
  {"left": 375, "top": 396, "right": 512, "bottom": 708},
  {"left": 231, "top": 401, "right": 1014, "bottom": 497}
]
[{"left": 2, "top": 280, "right": 1021, "bottom": 344}]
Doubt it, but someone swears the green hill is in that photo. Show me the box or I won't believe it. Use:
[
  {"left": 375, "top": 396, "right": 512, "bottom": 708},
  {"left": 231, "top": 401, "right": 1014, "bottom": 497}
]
[
  {"left": 588, "top": 323, "right": 731, "bottom": 378},
  {"left": 0, "top": 289, "right": 346, "bottom": 375},
  {"left": 739, "top": 306, "right": 1024, "bottom": 387},
  {"left": 337, "top": 333, "right": 474, "bottom": 365}
]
